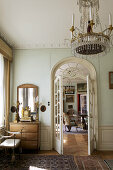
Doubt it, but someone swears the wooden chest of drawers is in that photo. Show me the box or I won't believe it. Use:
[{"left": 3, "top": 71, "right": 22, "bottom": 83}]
[{"left": 10, "top": 122, "right": 40, "bottom": 150}]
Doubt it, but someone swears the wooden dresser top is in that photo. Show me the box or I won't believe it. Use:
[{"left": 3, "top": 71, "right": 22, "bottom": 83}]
[{"left": 10, "top": 121, "right": 40, "bottom": 125}]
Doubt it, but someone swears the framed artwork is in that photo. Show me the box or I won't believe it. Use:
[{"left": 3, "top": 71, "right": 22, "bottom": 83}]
[
  {"left": 66, "top": 95, "right": 74, "bottom": 103},
  {"left": 68, "top": 105, "right": 73, "bottom": 109},
  {"left": 64, "top": 86, "right": 75, "bottom": 94},
  {"left": 109, "top": 72, "right": 113, "bottom": 89},
  {"left": 77, "top": 83, "right": 87, "bottom": 92}
]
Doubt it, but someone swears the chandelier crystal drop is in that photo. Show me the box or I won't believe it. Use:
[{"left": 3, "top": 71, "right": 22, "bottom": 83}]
[
  {"left": 78, "top": 0, "right": 99, "bottom": 30},
  {"left": 70, "top": 0, "right": 113, "bottom": 57}
]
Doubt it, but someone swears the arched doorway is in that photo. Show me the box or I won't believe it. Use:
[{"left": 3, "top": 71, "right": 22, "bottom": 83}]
[{"left": 51, "top": 57, "right": 98, "bottom": 155}]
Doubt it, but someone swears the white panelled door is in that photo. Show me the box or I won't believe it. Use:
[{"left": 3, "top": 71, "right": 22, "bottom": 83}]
[
  {"left": 87, "top": 75, "right": 94, "bottom": 155},
  {"left": 54, "top": 76, "right": 63, "bottom": 154}
]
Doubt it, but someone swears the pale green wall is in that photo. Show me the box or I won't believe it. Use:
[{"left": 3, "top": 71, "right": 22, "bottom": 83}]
[{"left": 11, "top": 48, "right": 113, "bottom": 126}]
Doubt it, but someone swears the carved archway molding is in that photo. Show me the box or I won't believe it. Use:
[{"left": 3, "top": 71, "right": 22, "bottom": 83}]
[{"left": 50, "top": 56, "right": 98, "bottom": 151}]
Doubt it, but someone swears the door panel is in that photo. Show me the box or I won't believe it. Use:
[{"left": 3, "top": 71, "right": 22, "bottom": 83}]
[
  {"left": 54, "top": 76, "right": 63, "bottom": 154},
  {"left": 87, "top": 75, "right": 94, "bottom": 155}
]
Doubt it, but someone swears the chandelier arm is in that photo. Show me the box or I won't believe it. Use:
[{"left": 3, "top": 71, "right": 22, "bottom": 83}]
[
  {"left": 102, "top": 26, "right": 113, "bottom": 36},
  {"left": 74, "top": 27, "right": 84, "bottom": 33}
]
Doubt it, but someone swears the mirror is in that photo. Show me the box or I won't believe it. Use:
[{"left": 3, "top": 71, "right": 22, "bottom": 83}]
[{"left": 17, "top": 84, "right": 38, "bottom": 120}]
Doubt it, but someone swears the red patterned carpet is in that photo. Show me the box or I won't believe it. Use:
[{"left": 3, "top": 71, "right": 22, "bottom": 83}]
[
  {"left": 75, "top": 156, "right": 109, "bottom": 170},
  {"left": 0, "top": 149, "right": 110, "bottom": 170}
]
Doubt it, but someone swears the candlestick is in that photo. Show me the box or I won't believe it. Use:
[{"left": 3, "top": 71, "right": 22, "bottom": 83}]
[
  {"left": 72, "top": 13, "right": 74, "bottom": 26},
  {"left": 109, "top": 13, "right": 112, "bottom": 26},
  {"left": 89, "top": 7, "right": 92, "bottom": 21},
  {"left": 71, "top": 32, "right": 73, "bottom": 39},
  {"left": 70, "top": 26, "right": 75, "bottom": 39}
]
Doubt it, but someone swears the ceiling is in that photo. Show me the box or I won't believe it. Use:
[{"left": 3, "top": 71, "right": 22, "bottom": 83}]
[
  {"left": 55, "top": 62, "right": 89, "bottom": 84},
  {"left": 0, "top": 0, "right": 113, "bottom": 49}
]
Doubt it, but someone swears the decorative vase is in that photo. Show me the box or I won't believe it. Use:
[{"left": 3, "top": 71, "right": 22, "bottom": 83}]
[
  {"left": 14, "top": 112, "right": 19, "bottom": 123},
  {"left": 36, "top": 113, "right": 39, "bottom": 122},
  {"left": 36, "top": 108, "right": 39, "bottom": 122}
]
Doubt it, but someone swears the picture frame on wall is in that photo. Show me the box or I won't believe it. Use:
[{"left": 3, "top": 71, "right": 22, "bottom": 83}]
[
  {"left": 109, "top": 72, "right": 113, "bottom": 89},
  {"left": 68, "top": 105, "right": 73, "bottom": 109},
  {"left": 66, "top": 95, "right": 74, "bottom": 103},
  {"left": 64, "top": 86, "right": 75, "bottom": 94},
  {"left": 77, "top": 83, "right": 87, "bottom": 92}
]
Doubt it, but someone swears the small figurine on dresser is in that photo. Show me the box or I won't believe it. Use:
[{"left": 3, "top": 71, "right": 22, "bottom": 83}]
[
  {"left": 21, "top": 107, "right": 24, "bottom": 118},
  {"left": 35, "top": 96, "right": 39, "bottom": 122},
  {"left": 20, "top": 106, "right": 32, "bottom": 122}
]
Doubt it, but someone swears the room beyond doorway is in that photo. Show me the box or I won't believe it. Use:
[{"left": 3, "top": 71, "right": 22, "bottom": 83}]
[
  {"left": 57, "top": 62, "right": 88, "bottom": 155},
  {"left": 51, "top": 57, "right": 98, "bottom": 155}
]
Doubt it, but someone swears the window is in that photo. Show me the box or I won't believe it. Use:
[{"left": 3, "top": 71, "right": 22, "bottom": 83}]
[{"left": 0, "top": 54, "right": 4, "bottom": 127}]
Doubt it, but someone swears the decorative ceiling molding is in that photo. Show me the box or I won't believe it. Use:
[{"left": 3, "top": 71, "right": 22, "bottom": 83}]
[
  {"left": 55, "top": 62, "right": 89, "bottom": 83},
  {"left": 0, "top": 31, "right": 71, "bottom": 49},
  {"left": 13, "top": 41, "right": 71, "bottom": 49}
]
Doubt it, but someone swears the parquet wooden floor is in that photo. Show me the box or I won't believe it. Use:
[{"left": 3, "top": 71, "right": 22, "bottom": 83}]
[
  {"left": 63, "top": 133, "right": 88, "bottom": 156},
  {"left": 38, "top": 133, "right": 113, "bottom": 160}
]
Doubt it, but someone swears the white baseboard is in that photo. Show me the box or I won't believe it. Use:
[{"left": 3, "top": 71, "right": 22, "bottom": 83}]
[
  {"left": 98, "top": 126, "right": 113, "bottom": 150},
  {"left": 40, "top": 125, "right": 113, "bottom": 151}
]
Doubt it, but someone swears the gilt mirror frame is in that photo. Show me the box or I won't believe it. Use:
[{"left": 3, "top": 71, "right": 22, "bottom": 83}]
[
  {"left": 17, "top": 84, "right": 38, "bottom": 118},
  {"left": 109, "top": 72, "right": 113, "bottom": 89}
]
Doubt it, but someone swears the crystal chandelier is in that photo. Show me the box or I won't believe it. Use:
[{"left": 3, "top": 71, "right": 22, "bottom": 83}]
[{"left": 70, "top": 0, "right": 113, "bottom": 57}]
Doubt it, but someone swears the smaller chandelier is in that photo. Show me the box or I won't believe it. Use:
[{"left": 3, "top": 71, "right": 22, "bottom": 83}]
[{"left": 70, "top": 0, "right": 113, "bottom": 57}]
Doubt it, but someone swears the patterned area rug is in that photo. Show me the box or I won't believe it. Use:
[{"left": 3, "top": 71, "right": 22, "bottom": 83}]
[
  {"left": 0, "top": 154, "right": 77, "bottom": 170},
  {"left": 104, "top": 160, "right": 113, "bottom": 170},
  {"left": 76, "top": 156, "right": 109, "bottom": 170}
]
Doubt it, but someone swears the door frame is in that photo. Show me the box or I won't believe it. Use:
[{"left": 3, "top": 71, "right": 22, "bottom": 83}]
[
  {"left": 50, "top": 57, "right": 98, "bottom": 153},
  {"left": 54, "top": 76, "right": 63, "bottom": 154}
]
